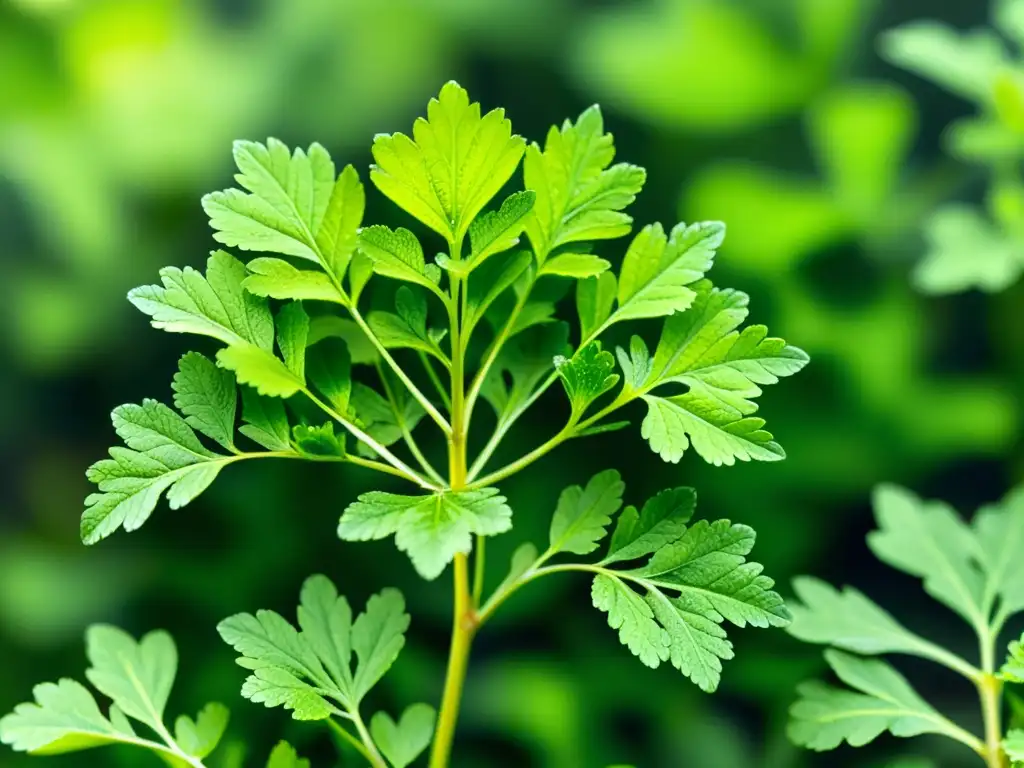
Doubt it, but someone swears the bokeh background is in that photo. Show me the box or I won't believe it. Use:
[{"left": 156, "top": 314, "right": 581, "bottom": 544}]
[{"left": 1, "top": 0, "right": 1022, "bottom": 766}]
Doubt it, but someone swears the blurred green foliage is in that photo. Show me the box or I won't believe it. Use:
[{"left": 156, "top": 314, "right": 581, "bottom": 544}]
[{"left": 1, "top": 0, "right": 1022, "bottom": 767}]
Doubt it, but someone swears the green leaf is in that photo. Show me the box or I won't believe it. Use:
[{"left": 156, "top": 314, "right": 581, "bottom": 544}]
[
  {"left": 129, "top": 250, "right": 274, "bottom": 350},
  {"left": 466, "top": 191, "right": 536, "bottom": 269},
  {"left": 368, "top": 286, "right": 448, "bottom": 363},
  {"left": 240, "top": 387, "right": 291, "bottom": 451},
  {"left": 1005, "top": 729, "right": 1024, "bottom": 761},
  {"left": 612, "top": 222, "right": 721, "bottom": 325},
  {"left": 481, "top": 323, "right": 571, "bottom": 419},
  {"left": 603, "top": 487, "right": 695, "bottom": 565},
  {"left": 788, "top": 651, "right": 956, "bottom": 751},
  {"left": 524, "top": 105, "right": 645, "bottom": 260},
  {"left": 275, "top": 302, "right": 309, "bottom": 380},
  {"left": 464, "top": 250, "right": 533, "bottom": 334},
  {"left": 350, "top": 383, "right": 424, "bottom": 454},
  {"left": 1001, "top": 634, "right": 1024, "bottom": 683},
  {"left": 616, "top": 336, "right": 653, "bottom": 391},
  {"left": 292, "top": 423, "right": 344, "bottom": 457},
  {"left": 577, "top": 271, "right": 617, "bottom": 340},
  {"left": 0, "top": 678, "right": 130, "bottom": 755},
  {"left": 879, "top": 22, "right": 1007, "bottom": 102},
  {"left": 913, "top": 206, "right": 1024, "bottom": 294},
  {"left": 538, "top": 253, "right": 612, "bottom": 279},
  {"left": 174, "top": 702, "right": 229, "bottom": 759},
  {"left": 217, "top": 576, "right": 409, "bottom": 716},
  {"left": 172, "top": 352, "right": 237, "bottom": 451},
  {"left": 640, "top": 392, "right": 784, "bottom": 466},
  {"left": 581, "top": 484, "right": 786, "bottom": 692},
  {"left": 371, "top": 81, "right": 526, "bottom": 244},
  {"left": 266, "top": 740, "right": 310, "bottom": 768},
  {"left": 787, "top": 577, "right": 952, "bottom": 660},
  {"left": 555, "top": 341, "right": 619, "bottom": 416},
  {"left": 82, "top": 399, "right": 227, "bottom": 544},
  {"left": 243, "top": 258, "right": 346, "bottom": 304},
  {"left": 339, "top": 489, "right": 513, "bottom": 579},
  {"left": 307, "top": 337, "right": 352, "bottom": 414},
  {"left": 358, "top": 225, "right": 443, "bottom": 295},
  {"left": 371, "top": 704, "right": 436, "bottom": 768},
  {"left": 203, "top": 140, "right": 363, "bottom": 281},
  {"left": 0, "top": 626, "right": 222, "bottom": 761},
  {"left": 868, "top": 485, "right": 984, "bottom": 626},
  {"left": 307, "top": 316, "right": 378, "bottom": 365},
  {"left": 972, "top": 485, "right": 1024, "bottom": 616},
  {"left": 549, "top": 470, "right": 625, "bottom": 556},
  {"left": 84, "top": 626, "right": 176, "bottom": 732},
  {"left": 648, "top": 282, "right": 808, "bottom": 401},
  {"left": 217, "top": 344, "right": 304, "bottom": 398}
]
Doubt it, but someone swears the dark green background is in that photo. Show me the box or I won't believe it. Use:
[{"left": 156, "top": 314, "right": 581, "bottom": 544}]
[{"left": 1, "top": 0, "right": 1021, "bottom": 766}]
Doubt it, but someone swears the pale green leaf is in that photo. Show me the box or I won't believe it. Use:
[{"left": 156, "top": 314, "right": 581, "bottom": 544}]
[
  {"left": 85, "top": 626, "right": 176, "bottom": 732},
  {"left": 913, "top": 206, "right": 1024, "bottom": 294},
  {"left": 174, "top": 702, "right": 229, "bottom": 759},
  {"left": 612, "top": 222, "right": 721, "bottom": 324},
  {"left": 787, "top": 577, "right": 950, "bottom": 660},
  {"left": 368, "top": 286, "right": 448, "bottom": 363},
  {"left": 266, "top": 741, "right": 310, "bottom": 768},
  {"left": 549, "top": 470, "right": 625, "bottom": 555},
  {"left": 524, "top": 105, "right": 645, "bottom": 260},
  {"left": 973, "top": 485, "right": 1024, "bottom": 616},
  {"left": 788, "top": 651, "right": 955, "bottom": 751},
  {"left": 539, "top": 252, "right": 612, "bottom": 279},
  {"left": 316, "top": 164, "right": 365, "bottom": 280},
  {"left": 577, "top": 271, "right": 617, "bottom": 340},
  {"left": 370, "top": 81, "right": 526, "bottom": 243},
  {"left": 467, "top": 191, "right": 536, "bottom": 269},
  {"left": 218, "top": 577, "right": 409, "bottom": 716},
  {"left": 640, "top": 392, "right": 784, "bottom": 466},
  {"left": 371, "top": 704, "right": 436, "bottom": 768},
  {"left": 217, "top": 344, "right": 304, "bottom": 398},
  {"left": 1002, "top": 634, "right": 1024, "bottom": 683},
  {"left": 464, "top": 250, "right": 533, "bottom": 334},
  {"left": 880, "top": 22, "right": 1007, "bottom": 102},
  {"left": 243, "top": 258, "right": 346, "bottom": 304},
  {"left": 339, "top": 489, "right": 513, "bottom": 579},
  {"left": 555, "top": 341, "right": 619, "bottom": 415},
  {"left": 0, "top": 679, "right": 128, "bottom": 755},
  {"left": 349, "top": 383, "right": 424, "bottom": 454},
  {"left": 351, "top": 589, "right": 410, "bottom": 702},
  {"left": 129, "top": 251, "right": 274, "bottom": 350},
  {"left": 172, "top": 352, "right": 237, "bottom": 452},
  {"left": 1005, "top": 729, "right": 1024, "bottom": 761},
  {"left": 867, "top": 485, "right": 984, "bottom": 625},
  {"left": 616, "top": 335, "right": 653, "bottom": 391}
]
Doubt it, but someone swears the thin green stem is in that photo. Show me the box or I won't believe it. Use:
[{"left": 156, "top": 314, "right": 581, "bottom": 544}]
[
  {"left": 419, "top": 351, "right": 453, "bottom": 411},
  {"left": 472, "top": 536, "right": 486, "bottom": 606},
  {"left": 978, "top": 623, "right": 1008, "bottom": 768},
  {"left": 351, "top": 711, "right": 389, "bottom": 768},
  {"left": 326, "top": 716, "right": 379, "bottom": 766},
  {"left": 350, "top": 307, "right": 453, "bottom": 435},
  {"left": 469, "top": 427, "right": 573, "bottom": 489},
  {"left": 303, "top": 388, "right": 442, "bottom": 491},
  {"left": 376, "top": 361, "right": 446, "bottom": 486}
]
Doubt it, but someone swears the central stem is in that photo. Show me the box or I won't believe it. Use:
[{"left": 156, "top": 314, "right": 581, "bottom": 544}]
[
  {"left": 978, "top": 624, "right": 1007, "bottom": 768},
  {"left": 429, "top": 257, "right": 479, "bottom": 768}
]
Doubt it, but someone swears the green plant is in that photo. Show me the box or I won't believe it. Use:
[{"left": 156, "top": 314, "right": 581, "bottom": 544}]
[
  {"left": 787, "top": 484, "right": 1024, "bottom": 767},
  {"left": 881, "top": 0, "right": 1024, "bottom": 293},
  {"left": 1, "top": 82, "right": 807, "bottom": 767}
]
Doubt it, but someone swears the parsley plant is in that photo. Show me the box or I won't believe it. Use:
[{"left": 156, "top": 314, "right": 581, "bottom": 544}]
[
  {"left": 1, "top": 83, "right": 807, "bottom": 767},
  {"left": 788, "top": 485, "right": 1024, "bottom": 768}
]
